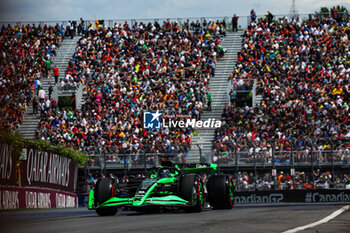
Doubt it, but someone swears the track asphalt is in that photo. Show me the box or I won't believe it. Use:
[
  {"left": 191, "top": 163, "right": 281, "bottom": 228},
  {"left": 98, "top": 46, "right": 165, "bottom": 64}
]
[{"left": 0, "top": 203, "right": 349, "bottom": 233}]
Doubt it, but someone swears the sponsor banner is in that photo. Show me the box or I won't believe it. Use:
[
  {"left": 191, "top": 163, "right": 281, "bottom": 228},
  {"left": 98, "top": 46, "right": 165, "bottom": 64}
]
[
  {"left": 235, "top": 190, "right": 350, "bottom": 204},
  {"left": 77, "top": 190, "right": 350, "bottom": 207},
  {"left": 40, "top": 190, "right": 350, "bottom": 208},
  {"left": 234, "top": 193, "right": 283, "bottom": 204},
  {"left": 304, "top": 191, "right": 350, "bottom": 202},
  {"left": 0, "top": 143, "right": 18, "bottom": 186},
  {"left": 0, "top": 186, "right": 77, "bottom": 210},
  {"left": 20, "top": 147, "right": 78, "bottom": 192},
  {"left": 0, "top": 143, "right": 78, "bottom": 192}
]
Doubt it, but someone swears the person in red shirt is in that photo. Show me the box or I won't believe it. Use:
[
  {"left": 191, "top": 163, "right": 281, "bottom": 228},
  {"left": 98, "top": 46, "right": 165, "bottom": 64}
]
[{"left": 53, "top": 65, "right": 59, "bottom": 83}]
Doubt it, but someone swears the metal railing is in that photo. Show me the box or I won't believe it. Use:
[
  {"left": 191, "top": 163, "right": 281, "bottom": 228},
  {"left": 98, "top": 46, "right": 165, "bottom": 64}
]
[
  {"left": 230, "top": 78, "right": 254, "bottom": 92},
  {"left": 75, "top": 84, "right": 84, "bottom": 108},
  {"left": 81, "top": 143, "right": 191, "bottom": 169},
  {"left": 252, "top": 79, "right": 257, "bottom": 107},
  {"left": 80, "top": 140, "right": 350, "bottom": 193},
  {"left": 81, "top": 140, "right": 350, "bottom": 168},
  {"left": 210, "top": 149, "right": 350, "bottom": 166},
  {"left": 0, "top": 16, "right": 231, "bottom": 29},
  {"left": 2, "top": 12, "right": 347, "bottom": 31}
]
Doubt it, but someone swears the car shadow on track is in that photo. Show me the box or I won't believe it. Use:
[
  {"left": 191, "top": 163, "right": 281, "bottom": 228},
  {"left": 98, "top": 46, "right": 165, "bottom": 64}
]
[{"left": 83, "top": 207, "right": 213, "bottom": 218}]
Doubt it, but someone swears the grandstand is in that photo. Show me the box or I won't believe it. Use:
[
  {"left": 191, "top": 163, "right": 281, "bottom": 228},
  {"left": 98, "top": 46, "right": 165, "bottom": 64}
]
[{"left": 1, "top": 10, "right": 350, "bottom": 192}]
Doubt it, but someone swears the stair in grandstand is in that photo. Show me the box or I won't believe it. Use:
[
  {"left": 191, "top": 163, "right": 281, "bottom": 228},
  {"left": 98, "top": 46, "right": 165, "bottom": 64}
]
[
  {"left": 253, "top": 94, "right": 263, "bottom": 108},
  {"left": 187, "top": 30, "right": 244, "bottom": 163},
  {"left": 43, "top": 36, "right": 81, "bottom": 91},
  {"left": 18, "top": 36, "right": 81, "bottom": 138}
]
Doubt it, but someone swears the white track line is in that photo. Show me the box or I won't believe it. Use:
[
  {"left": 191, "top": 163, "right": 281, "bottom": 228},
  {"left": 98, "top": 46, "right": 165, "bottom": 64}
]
[{"left": 282, "top": 205, "right": 350, "bottom": 233}]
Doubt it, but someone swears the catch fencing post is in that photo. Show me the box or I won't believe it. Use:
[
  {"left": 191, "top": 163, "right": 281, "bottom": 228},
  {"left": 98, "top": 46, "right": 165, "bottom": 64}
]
[
  {"left": 235, "top": 146, "right": 238, "bottom": 172},
  {"left": 272, "top": 143, "right": 275, "bottom": 169},
  {"left": 144, "top": 149, "right": 147, "bottom": 177},
  {"left": 198, "top": 144, "right": 202, "bottom": 161},
  {"left": 253, "top": 148, "right": 257, "bottom": 191},
  {"left": 311, "top": 141, "right": 315, "bottom": 184},
  {"left": 330, "top": 139, "right": 334, "bottom": 184},
  {"left": 123, "top": 151, "right": 127, "bottom": 179},
  {"left": 271, "top": 141, "right": 277, "bottom": 190},
  {"left": 291, "top": 147, "right": 295, "bottom": 189},
  {"left": 217, "top": 148, "right": 221, "bottom": 174}
]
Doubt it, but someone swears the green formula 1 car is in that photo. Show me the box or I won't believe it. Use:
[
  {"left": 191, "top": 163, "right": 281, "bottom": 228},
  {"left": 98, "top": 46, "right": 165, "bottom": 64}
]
[{"left": 88, "top": 163, "right": 234, "bottom": 216}]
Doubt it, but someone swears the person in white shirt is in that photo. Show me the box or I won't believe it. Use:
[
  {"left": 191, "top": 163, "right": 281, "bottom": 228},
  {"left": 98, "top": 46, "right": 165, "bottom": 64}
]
[
  {"left": 45, "top": 99, "right": 51, "bottom": 110},
  {"left": 39, "top": 102, "right": 46, "bottom": 117},
  {"left": 38, "top": 88, "right": 46, "bottom": 101}
]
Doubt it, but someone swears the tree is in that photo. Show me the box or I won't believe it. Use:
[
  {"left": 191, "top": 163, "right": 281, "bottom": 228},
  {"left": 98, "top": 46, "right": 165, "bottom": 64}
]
[
  {"left": 319, "top": 5, "right": 348, "bottom": 13},
  {"left": 320, "top": 7, "right": 329, "bottom": 13},
  {"left": 334, "top": 5, "right": 348, "bottom": 13},
  {"left": 318, "top": 6, "right": 348, "bottom": 18}
]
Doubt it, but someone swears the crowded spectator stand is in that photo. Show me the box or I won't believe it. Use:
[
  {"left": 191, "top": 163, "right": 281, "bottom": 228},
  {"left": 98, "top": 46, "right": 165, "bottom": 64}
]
[
  {"left": 0, "top": 23, "right": 65, "bottom": 131},
  {"left": 36, "top": 18, "right": 227, "bottom": 161},
  {"left": 218, "top": 12, "right": 350, "bottom": 163}
]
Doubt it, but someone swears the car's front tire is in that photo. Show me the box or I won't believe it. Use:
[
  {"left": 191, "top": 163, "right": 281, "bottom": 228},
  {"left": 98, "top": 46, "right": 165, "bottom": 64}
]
[{"left": 94, "top": 178, "right": 118, "bottom": 216}]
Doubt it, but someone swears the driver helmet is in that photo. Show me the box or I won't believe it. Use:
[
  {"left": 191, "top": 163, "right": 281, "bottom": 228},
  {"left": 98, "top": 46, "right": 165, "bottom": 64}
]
[{"left": 159, "top": 169, "right": 170, "bottom": 178}]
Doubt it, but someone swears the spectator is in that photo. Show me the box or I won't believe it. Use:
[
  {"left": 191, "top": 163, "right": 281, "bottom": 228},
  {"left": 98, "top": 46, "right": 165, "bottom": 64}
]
[
  {"left": 67, "top": 21, "right": 72, "bottom": 38},
  {"left": 53, "top": 65, "right": 59, "bottom": 83},
  {"left": 207, "top": 93, "right": 212, "bottom": 111},
  {"left": 215, "top": 13, "right": 350, "bottom": 164},
  {"left": 39, "top": 101, "right": 45, "bottom": 117},
  {"left": 232, "top": 14, "right": 239, "bottom": 32},
  {"left": 36, "top": 19, "right": 226, "bottom": 159},
  {"left": 233, "top": 170, "right": 349, "bottom": 191},
  {"left": 49, "top": 85, "right": 53, "bottom": 100},
  {"left": 38, "top": 88, "right": 46, "bottom": 102},
  {"left": 229, "top": 89, "right": 236, "bottom": 106},
  {"left": 266, "top": 11, "right": 274, "bottom": 24},
  {"left": 44, "top": 59, "right": 51, "bottom": 78},
  {"left": 33, "top": 97, "right": 38, "bottom": 115},
  {"left": 0, "top": 23, "right": 63, "bottom": 131},
  {"left": 250, "top": 9, "right": 257, "bottom": 22}
]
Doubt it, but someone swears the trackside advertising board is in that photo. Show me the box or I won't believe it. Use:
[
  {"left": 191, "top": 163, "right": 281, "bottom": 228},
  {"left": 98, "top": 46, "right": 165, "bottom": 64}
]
[
  {"left": 235, "top": 190, "right": 350, "bottom": 204},
  {"left": 0, "top": 186, "right": 78, "bottom": 210},
  {"left": 0, "top": 143, "right": 78, "bottom": 193},
  {"left": 0, "top": 143, "right": 17, "bottom": 186}
]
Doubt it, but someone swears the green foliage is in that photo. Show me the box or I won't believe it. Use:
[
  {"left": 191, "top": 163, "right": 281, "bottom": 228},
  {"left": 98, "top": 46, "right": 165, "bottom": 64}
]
[
  {"left": 0, "top": 131, "right": 87, "bottom": 165},
  {"left": 334, "top": 5, "right": 348, "bottom": 13},
  {"left": 320, "top": 5, "right": 348, "bottom": 13},
  {"left": 320, "top": 7, "right": 329, "bottom": 13},
  {"left": 58, "top": 96, "right": 75, "bottom": 111}
]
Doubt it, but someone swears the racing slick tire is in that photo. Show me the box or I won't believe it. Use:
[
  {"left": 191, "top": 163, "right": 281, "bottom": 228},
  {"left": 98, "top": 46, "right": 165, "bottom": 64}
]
[
  {"left": 180, "top": 174, "right": 205, "bottom": 213},
  {"left": 207, "top": 174, "right": 234, "bottom": 209},
  {"left": 94, "top": 178, "right": 118, "bottom": 216}
]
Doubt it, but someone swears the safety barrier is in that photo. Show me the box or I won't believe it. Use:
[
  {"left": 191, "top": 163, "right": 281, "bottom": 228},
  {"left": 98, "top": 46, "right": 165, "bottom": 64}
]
[
  {"left": 0, "top": 186, "right": 78, "bottom": 210},
  {"left": 0, "top": 143, "right": 78, "bottom": 193},
  {"left": 76, "top": 189, "right": 350, "bottom": 207},
  {"left": 235, "top": 189, "right": 350, "bottom": 204}
]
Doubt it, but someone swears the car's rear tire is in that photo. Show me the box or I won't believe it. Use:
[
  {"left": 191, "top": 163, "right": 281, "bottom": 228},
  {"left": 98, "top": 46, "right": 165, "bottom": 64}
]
[
  {"left": 207, "top": 174, "right": 234, "bottom": 209},
  {"left": 94, "top": 178, "right": 118, "bottom": 216},
  {"left": 180, "top": 174, "right": 205, "bottom": 212}
]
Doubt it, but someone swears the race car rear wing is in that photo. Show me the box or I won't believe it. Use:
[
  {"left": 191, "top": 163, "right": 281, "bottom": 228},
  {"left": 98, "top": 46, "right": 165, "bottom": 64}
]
[{"left": 179, "top": 163, "right": 217, "bottom": 176}]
